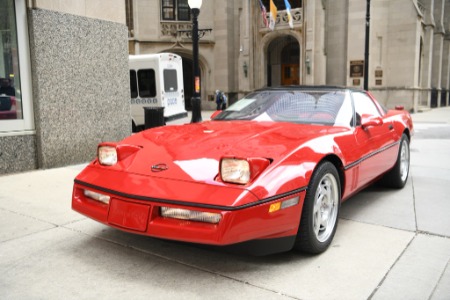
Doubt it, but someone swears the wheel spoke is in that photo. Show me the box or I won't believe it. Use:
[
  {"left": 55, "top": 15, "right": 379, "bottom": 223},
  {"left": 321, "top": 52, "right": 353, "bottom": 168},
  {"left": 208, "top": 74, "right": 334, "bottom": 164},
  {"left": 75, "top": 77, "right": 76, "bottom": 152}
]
[{"left": 313, "top": 192, "right": 323, "bottom": 236}]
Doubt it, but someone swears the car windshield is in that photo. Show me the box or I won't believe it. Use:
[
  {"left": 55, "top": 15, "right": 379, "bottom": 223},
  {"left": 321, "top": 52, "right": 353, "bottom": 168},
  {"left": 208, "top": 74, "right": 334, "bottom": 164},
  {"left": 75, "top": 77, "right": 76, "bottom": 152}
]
[{"left": 213, "top": 89, "right": 353, "bottom": 126}]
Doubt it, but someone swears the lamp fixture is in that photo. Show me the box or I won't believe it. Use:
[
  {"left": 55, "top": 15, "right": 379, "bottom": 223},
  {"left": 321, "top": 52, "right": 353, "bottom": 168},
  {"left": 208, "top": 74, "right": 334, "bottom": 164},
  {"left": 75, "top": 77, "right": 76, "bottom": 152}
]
[
  {"left": 188, "top": 0, "right": 202, "bottom": 9},
  {"left": 305, "top": 56, "right": 311, "bottom": 75}
]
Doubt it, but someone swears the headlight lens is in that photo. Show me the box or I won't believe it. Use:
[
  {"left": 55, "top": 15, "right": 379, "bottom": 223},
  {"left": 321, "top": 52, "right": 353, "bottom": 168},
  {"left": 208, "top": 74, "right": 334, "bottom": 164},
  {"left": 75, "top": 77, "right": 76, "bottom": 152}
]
[
  {"left": 220, "top": 158, "right": 251, "bottom": 184},
  {"left": 160, "top": 207, "right": 221, "bottom": 224},
  {"left": 98, "top": 146, "right": 117, "bottom": 166}
]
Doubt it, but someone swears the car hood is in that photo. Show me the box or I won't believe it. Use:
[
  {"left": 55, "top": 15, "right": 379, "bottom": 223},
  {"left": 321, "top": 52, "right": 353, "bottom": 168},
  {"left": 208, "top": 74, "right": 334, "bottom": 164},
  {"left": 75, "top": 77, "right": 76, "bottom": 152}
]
[{"left": 111, "top": 120, "right": 346, "bottom": 183}]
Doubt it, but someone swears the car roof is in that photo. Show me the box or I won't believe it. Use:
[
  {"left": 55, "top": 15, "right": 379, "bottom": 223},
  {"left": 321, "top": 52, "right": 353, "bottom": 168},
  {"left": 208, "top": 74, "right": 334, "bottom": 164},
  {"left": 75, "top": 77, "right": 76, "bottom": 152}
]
[{"left": 255, "top": 85, "right": 365, "bottom": 93}]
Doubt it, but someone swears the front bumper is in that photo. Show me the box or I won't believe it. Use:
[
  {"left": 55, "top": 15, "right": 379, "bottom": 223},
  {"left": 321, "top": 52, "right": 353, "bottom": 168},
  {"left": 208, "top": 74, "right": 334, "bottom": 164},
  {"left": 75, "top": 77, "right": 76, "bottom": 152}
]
[{"left": 72, "top": 180, "right": 306, "bottom": 253}]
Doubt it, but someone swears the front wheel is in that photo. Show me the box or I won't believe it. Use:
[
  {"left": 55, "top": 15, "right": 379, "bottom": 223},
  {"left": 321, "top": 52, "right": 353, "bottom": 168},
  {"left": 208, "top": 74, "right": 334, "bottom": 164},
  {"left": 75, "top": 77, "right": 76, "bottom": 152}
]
[{"left": 294, "top": 161, "right": 341, "bottom": 254}]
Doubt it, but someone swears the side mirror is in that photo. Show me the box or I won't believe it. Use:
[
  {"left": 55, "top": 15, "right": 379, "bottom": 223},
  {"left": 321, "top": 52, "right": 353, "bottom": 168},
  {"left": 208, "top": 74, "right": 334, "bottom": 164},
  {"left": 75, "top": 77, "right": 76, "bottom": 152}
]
[
  {"left": 361, "top": 114, "right": 383, "bottom": 129},
  {"left": 210, "top": 110, "right": 222, "bottom": 119}
]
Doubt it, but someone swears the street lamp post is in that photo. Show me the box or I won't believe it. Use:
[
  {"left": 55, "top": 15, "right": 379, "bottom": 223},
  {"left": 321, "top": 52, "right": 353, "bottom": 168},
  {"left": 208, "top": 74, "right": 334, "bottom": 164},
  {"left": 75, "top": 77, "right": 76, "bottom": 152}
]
[
  {"left": 188, "top": 0, "right": 202, "bottom": 123},
  {"left": 364, "top": 0, "right": 371, "bottom": 91}
]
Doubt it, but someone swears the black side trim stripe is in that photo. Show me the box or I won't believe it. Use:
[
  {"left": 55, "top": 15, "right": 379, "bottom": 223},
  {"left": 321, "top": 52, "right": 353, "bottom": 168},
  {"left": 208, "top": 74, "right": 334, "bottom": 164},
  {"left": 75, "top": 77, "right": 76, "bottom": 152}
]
[
  {"left": 74, "top": 179, "right": 307, "bottom": 211},
  {"left": 344, "top": 140, "right": 400, "bottom": 170}
]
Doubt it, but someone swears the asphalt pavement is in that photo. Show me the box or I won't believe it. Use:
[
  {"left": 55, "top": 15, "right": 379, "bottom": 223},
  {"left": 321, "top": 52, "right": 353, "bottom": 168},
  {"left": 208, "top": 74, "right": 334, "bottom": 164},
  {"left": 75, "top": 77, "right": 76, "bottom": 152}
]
[{"left": 1, "top": 108, "right": 450, "bottom": 300}]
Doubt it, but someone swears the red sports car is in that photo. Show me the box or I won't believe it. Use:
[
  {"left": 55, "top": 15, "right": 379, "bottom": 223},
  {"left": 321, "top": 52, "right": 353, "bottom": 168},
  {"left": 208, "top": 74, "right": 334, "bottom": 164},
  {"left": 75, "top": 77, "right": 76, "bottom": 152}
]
[{"left": 72, "top": 86, "right": 413, "bottom": 255}]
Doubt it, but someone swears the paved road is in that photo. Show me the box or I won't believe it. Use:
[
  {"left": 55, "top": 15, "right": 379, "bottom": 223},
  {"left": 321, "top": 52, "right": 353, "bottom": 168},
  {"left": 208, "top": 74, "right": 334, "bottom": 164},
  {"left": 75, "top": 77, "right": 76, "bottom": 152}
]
[{"left": 1, "top": 108, "right": 449, "bottom": 300}]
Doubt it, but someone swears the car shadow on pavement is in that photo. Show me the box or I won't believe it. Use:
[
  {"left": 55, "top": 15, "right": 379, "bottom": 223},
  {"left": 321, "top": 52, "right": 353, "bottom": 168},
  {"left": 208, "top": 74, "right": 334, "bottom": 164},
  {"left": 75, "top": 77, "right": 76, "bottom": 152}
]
[{"left": 339, "top": 179, "right": 416, "bottom": 232}]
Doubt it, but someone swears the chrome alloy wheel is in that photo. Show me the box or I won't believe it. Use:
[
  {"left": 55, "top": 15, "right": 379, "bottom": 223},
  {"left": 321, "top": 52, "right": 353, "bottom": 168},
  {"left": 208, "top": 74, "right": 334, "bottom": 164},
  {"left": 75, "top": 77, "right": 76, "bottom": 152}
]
[
  {"left": 313, "top": 173, "right": 339, "bottom": 243},
  {"left": 399, "top": 139, "right": 410, "bottom": 182}
]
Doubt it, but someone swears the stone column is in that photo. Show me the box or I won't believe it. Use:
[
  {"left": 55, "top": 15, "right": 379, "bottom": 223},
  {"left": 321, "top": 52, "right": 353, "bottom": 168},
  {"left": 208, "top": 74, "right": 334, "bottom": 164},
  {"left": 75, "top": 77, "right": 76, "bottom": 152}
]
[
  {"left": 441, "top": 0, "right": 450, "bottom": 106},
  {"left": 419, "top": 0, "right": 435, "bottom": 108},
  {"left": 432, "top": 0, "right": 445, "bottom": 106}
]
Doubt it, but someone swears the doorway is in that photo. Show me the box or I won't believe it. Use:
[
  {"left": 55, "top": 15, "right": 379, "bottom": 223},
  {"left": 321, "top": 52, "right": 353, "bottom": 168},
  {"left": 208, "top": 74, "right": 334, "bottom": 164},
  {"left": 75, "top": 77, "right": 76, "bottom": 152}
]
[
  {"left": 282, "top": 64, "right": 300, "bottom": 85},
  {"left": 267, "top": 35, "right": 300, "bottom": 86}
]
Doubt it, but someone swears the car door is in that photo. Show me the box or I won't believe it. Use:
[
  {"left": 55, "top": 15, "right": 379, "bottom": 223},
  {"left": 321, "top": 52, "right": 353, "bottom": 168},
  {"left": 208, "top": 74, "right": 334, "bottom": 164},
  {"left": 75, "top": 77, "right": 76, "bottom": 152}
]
[{"left": 352, "top": 91, "right": 396, "bottom": 187}]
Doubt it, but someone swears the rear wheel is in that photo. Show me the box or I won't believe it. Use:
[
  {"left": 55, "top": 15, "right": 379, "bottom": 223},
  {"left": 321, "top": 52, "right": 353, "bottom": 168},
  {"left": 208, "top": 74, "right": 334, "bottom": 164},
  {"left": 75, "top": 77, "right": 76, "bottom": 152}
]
[
  {"left": 380, "top": 134, "right": 410, "bottom": 189},
  {"left": 294, "top": 161, "right": 340, "bottom": 254}
]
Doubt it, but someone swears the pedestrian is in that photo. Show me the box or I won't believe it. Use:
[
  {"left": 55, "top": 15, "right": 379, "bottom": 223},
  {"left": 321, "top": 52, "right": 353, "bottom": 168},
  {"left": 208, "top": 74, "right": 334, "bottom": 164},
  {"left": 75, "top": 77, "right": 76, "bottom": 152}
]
[
  {"left": 215, "top": 90, "right": 223, "bottom": 110},
  {"left": 221, "top": 92, "right": 227, "bottom": 110}
]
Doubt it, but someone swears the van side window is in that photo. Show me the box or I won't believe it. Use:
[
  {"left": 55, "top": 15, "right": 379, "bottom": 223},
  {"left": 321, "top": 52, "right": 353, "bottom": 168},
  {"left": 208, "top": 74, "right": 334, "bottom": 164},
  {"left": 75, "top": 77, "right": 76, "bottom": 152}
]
[
  {"left": 130, "top": 70, "right": 138, "bottom": 98},
  {"left": 137, "top": 69, "right": 156, "bottom": 97},
  {"left": 163, "top": 69, "right": 178, "bottom": 92}
]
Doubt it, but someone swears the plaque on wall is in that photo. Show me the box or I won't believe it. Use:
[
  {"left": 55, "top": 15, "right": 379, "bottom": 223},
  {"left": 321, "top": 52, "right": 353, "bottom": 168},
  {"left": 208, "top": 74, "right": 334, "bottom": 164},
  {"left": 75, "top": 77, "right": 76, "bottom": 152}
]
[
  {"left": 376, "top": 79, "right": 382, "bottom": 86},
  {"left": 375, "top": 70, "right": 383, "bottom": 78},
  {"left": 350, "top": 60, "right": 364, "bottom": 78},
  {"left": 353, "top": 79, "right": 361, "bottom": 86}
]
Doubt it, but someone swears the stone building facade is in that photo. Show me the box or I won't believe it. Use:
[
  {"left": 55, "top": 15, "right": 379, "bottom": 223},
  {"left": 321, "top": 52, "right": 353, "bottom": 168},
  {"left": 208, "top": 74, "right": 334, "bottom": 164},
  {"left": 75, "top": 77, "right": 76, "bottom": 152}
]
[
  {"left": 0, "top": 0, "right": 130, "bottom": 174},
  {"left": 128, "top": 0, "right": 450, "bottom": 111}
]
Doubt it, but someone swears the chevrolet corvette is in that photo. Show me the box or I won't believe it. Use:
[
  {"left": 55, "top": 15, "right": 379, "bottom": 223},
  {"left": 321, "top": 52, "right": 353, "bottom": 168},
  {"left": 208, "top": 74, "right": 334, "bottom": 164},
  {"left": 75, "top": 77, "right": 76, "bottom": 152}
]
[{"left": 72, "top": 86, "right": 413, "bottom": 255}]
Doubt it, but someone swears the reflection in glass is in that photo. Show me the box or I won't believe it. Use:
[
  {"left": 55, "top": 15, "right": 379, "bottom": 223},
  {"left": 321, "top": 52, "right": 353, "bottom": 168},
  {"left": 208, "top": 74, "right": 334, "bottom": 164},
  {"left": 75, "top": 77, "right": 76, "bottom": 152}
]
[{"left": 0, "top": 0, "right": 22, "bottom": 120}]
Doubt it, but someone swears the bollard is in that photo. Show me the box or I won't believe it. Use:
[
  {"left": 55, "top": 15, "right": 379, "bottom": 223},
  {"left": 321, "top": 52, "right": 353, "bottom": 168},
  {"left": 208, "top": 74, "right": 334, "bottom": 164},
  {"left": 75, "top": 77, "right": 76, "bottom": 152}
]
[{"left": 144, "top": 106, "right": 165, "bottom": 129}]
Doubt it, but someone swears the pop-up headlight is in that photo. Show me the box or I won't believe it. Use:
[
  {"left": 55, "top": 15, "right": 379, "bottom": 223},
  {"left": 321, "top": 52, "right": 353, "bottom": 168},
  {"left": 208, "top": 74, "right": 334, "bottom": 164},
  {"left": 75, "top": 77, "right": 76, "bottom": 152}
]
[
  {"left": 98, "top": 145, "right": 117, "bottom": 166},
  {"left": 97, "top": 143, "right": 142, "bottom": 166},
  {"left": 220, "top": 157, "right": 270, "bottom": 185}
]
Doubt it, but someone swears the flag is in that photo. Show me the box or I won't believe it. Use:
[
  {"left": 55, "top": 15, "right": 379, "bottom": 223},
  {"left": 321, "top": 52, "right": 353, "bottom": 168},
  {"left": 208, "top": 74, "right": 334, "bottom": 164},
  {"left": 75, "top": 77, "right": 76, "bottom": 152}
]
[
  {"left": 258, "top": 0, "right": 269, "bottom": 28},
  {"left": 269, "top": 0, "right": 278, "bottom": 30},
  {"left": 284, "top": 0, "right": 293, "bottom": 29}
]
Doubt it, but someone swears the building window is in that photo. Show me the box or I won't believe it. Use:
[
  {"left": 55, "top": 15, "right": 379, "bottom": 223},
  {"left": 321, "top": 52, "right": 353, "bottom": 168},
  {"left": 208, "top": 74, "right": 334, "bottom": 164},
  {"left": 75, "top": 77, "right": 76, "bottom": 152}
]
[
  {"left": 262, "top": 0, "right": 302, "bottom": 9},
  {"left": 162, "top": 0, "right": 191, "bottom": 21},
  {"left": 0, "top": 0, "right": 21, "bottom": 120},
  {"left": 0, "top": 0, "right": 33, "bottom": 133}
]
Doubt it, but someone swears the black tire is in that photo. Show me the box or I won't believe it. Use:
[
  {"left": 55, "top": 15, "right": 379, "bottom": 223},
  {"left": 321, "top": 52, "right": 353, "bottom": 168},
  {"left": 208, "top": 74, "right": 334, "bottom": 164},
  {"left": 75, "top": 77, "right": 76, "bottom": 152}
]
[
  {"left": 294, "top": 161, "right": 341, "bottom": 254},
  {"left": 380, "top": 134, "right": 410, "bottom": 189}
]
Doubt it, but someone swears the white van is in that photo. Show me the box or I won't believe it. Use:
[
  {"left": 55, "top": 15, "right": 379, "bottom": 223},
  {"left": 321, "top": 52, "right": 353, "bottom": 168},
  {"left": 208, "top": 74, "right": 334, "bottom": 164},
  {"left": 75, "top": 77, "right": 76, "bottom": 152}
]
[{"left": 129, "top": 53, "right": 187, "bottom": 131}]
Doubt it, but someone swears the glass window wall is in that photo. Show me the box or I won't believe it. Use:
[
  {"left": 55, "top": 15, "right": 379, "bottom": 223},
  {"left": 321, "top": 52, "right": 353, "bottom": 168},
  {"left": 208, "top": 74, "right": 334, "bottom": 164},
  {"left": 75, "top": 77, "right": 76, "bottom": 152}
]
[
  {"left": 0, "top": 0, "right": 22, "bottom": 121},
  {"left": 0, "top": 0, "right": 33, "bottom": 133}
]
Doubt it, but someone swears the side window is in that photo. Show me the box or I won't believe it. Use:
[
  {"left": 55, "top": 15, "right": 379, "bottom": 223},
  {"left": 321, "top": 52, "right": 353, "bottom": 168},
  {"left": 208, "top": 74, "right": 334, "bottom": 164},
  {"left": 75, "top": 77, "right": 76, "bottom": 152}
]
[
  {"left": 163, "top": 69, "right": 178, "bottom": 92},
  {"left": 137, "top": 69, "right": 156, "bottom": 98},
  {"left": 129, "top": 70, "right": 137, "bottom": 98},
  {"left": 352, "top": 92, "right": 381, "bottom": 126}
]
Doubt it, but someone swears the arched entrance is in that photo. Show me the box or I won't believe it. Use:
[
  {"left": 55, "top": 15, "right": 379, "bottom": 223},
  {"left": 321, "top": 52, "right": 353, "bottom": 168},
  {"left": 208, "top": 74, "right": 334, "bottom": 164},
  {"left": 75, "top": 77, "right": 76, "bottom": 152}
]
[{"left": 267, "top": 35, "right": 300, "bottom": 86}]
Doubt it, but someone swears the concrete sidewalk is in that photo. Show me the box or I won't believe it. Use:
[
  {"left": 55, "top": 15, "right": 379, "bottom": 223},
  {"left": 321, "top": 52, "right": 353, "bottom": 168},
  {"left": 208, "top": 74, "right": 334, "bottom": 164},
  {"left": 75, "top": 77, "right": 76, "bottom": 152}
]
[{"left": 1, "top": 107, "right": 449, "bottom": 300}]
